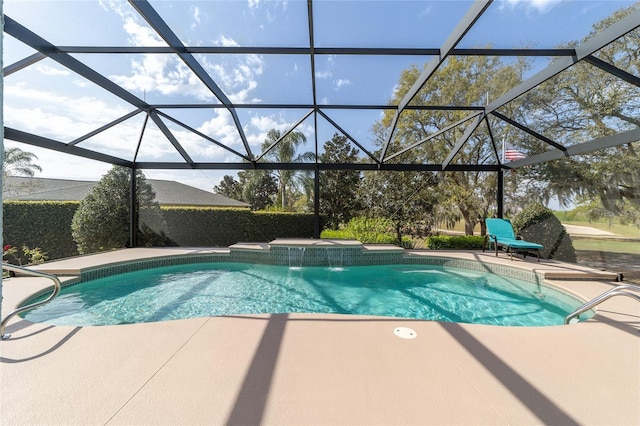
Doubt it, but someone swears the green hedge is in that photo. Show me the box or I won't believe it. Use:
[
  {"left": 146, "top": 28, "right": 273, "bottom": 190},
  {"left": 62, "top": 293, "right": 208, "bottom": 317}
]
[
  {"left": 3, "top": 201, "right": 80, "bottom": 261},
  {"left": 160, "top": 207, "right": 251, "bottom": 247},
  {"left": 426, "top": 235, "right": 485, "bottom": 250},
  {"left": 162, "top": 207, "right": 314, "bottom": 247},
  {"left": 3, "top": 202, "right": 325, "bottom": 260},
  {"left": 243, "top": 211, "right": 321, "bottom": 241},
  {"left": 160, "top": 208, "right": 321, "bottom": 245}
]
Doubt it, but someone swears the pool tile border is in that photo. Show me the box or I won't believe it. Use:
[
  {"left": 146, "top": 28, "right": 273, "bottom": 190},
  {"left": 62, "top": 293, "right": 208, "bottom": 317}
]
[{"left": 72, "top": 250, "right": 547, "bottom": 288}]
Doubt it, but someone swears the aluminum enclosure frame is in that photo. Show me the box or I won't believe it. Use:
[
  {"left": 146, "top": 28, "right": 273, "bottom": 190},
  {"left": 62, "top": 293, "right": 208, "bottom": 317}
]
[{"left": 3, "top": 0, "right": 640, "bottom": 239}]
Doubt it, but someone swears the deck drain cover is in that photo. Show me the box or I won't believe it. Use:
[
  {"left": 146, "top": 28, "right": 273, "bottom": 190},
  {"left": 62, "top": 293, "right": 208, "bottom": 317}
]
[{"left": 393, "top": 327, "right": 417, "bottom": 339}]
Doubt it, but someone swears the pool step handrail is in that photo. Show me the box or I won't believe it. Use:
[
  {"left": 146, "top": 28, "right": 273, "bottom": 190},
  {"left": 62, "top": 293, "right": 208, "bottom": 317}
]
[
  {"left": 1, "top": 263, "right": 62, "bottom": 340},
  {"left": 564, "top": 284, "right": 640, "bottom": 325}
]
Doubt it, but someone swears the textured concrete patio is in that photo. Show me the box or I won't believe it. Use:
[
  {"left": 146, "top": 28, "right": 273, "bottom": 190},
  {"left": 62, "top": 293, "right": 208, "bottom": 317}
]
[{"left": 1, "top": 248, "right": 639, "bottom": 425}]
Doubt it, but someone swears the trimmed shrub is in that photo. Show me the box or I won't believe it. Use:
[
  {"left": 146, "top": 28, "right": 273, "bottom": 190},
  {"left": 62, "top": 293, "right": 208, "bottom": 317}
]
[
  {"left": 512, "top": 202, "right": 576, "bottom": 262},
  {"left": 426, "top": 235, "right": 485, "bottom": 250},
  {"left": 320, "top": 217, "right": 414, "bottom": 247}
]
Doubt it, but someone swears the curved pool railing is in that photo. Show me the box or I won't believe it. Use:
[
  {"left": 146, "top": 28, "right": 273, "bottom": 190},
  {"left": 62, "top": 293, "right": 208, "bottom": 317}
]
[
  {"left": 1, "top": 264, "right": 62, "bottom": 340},
  {"left": 564, "top": 284, "right": 640, "bottom": 324}
]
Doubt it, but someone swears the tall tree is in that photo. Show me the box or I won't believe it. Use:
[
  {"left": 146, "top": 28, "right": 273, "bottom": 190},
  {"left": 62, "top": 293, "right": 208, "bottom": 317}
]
[
  {"left": 260, "top": 129, "right": 314, "bottom": 210},
  {"left": 524, "top": 3, "right": 640, "bottom": 224},
  {"left": 373, "top": 55, "right": 527, "bottom": 234},
  {"left": 3, "top": 147, "right": 42, "bottom": 177},
  {"left": 3, "top": 147, "right": 43, "bottom": 196},
  {"left": 214, "top": 175, "right": 243, "bottom": 201},
  {"left": 319, "top": 133, "right": 363, "bottom": 228},
  {"left": 359, "top": 170, "right": 438, "bottom": 244},
  {"left": 239, "top": 169, "right": 278, "bottom": 210},
  {"left": 71, "top": 166, "right": 165, "bottom": 253}
]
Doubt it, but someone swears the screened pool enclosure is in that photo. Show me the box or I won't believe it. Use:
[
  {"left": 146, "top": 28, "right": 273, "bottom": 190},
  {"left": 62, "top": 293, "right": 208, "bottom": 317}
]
[{"left": 3, "top": 0, "right": 639, "bottom": 240}]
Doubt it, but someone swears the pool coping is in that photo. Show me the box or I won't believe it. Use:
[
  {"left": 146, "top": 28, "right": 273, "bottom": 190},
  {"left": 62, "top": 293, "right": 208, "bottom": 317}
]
[{"left": 2, "top": 248, "right": 639, "bottom": 425}]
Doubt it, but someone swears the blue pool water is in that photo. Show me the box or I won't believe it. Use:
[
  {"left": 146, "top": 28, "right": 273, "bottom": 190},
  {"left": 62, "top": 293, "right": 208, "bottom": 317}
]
[{"left": 23, "top": 263, "right": 583, "bottom": 327}]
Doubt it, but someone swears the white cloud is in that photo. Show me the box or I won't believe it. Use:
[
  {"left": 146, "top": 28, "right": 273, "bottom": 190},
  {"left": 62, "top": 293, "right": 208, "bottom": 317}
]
[
  {"left": 500, "top": 0, "right": 562, "bottom": 13},
  {"left": 122, "top": 17, "right": 166, "bottom": 46},
  {"left": 102, "top": 1, "right": 264, "bottom": 104},
  {"left": 334, "top": 79, "right": 351, "bottom": 90},
  {"left": 4, "top": 141, "right": 113, "bottom": 181},
  {"left": 419, "top": 5, "right": 432, "bottom": 17},
  {"left": 250, "top": 114, "right": 286, "bottom": 134},
  {"left": 101, "top": 0, "right": 166, "bottom": 46},
  {"left": 247, "top": 0, "right": 289, "bottom": 24},
  {"left": 198, "top": 111, "right": 246, "bottom": 154},
  {"left": 217, "top": 35, "right": 240, "bottom": 48},
  {"left": 4, "top": 81, "right": 191, "bottom": 162},
  {"left": 315, "top": 70, "right": 332, "bottom": 79},
  {"left": 37, "top": 65, "right": 70, "bottom": 76},
  {"left": 4, "top": 83, "right": 131, "bottom": 139},
  {"left": 191, "top": 6, "right": 202, "bottom": 28},
  {"left": 110, "top": 55, "right": 216, "bottom": 101}
]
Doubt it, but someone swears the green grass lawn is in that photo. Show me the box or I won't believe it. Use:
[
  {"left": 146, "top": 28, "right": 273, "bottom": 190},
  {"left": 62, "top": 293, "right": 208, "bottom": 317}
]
[
  {"left": 560, "top": 220, "right": 640, "bottom": 238},
  {"left": 572, "top": 238, "right": 640, "bottom": 254}
]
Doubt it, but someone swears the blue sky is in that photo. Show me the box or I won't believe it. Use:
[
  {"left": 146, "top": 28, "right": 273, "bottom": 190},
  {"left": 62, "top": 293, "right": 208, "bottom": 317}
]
[{"left": 2, "top": 0, "right": 636, "bottom": 192}]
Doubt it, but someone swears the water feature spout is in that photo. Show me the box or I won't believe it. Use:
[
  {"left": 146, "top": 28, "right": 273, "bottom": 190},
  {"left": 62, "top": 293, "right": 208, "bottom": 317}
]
[
  {"left": 288, "top": 247, "right": 305, "bottom": 269},
  {"left": 327, "top": 247, "right": 344, "bottom": 270}
]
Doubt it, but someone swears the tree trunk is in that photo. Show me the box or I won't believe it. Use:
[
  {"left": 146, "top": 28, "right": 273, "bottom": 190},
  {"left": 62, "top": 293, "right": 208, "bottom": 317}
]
[
  {"left": 461, "top": 209, "right": 474, "bottom": 236},
  {"left": 480, "top": 220, "right": 487, "bottom": 236},
  {"left": 281, "top": 188, "right": 286, "bottom": 209},
  {"left": 395, "top": 222, "right": 403, "bottom": 247}
]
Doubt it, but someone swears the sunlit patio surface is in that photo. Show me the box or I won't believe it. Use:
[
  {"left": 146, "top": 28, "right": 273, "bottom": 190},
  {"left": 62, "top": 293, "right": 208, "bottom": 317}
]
[{"left": 1, "top": 248, "right": 638, "bottom": 425}]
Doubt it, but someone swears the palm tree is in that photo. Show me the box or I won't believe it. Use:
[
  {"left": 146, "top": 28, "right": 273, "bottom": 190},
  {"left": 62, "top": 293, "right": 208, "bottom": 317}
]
[
  {"left": 260, "top": 129, "right": 314, "bottom": 210},
  {"left": 3, "top": 147, "right": 42, "bottom": 177}
]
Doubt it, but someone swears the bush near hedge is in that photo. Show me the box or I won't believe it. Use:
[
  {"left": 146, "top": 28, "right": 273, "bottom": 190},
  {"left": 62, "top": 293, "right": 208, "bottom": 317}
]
[
  {"left": 426, "top": 235, "right": 485, "bottom": 250},
  {"left": 512, "top": 202, "right": 576, "bottom": 262},
  {"left": 320, "top": 217, "right": 414, "bottom": 247}
]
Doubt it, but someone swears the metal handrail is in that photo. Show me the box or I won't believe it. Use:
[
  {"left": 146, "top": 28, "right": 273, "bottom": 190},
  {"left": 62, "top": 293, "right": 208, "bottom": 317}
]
[
  {"left": 1, "top": 263, "right": 62, "bottom": 340},
  {"left": 565, "top": 284, "right": 640, "bottom": 325}
]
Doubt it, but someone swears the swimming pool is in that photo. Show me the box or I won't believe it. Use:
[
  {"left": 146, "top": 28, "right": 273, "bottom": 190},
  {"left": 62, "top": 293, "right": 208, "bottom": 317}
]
[{"left": 23, "top": 262, "right": 586, "bottom": 327}]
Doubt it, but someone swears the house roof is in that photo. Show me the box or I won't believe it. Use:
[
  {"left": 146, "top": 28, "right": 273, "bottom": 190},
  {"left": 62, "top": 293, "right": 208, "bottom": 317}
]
[{"left": 3, "top": 176, "right": 250, "bottom": 208}]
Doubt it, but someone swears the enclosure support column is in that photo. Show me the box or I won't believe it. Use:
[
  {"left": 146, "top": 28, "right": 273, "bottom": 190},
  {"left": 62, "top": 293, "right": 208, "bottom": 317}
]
[
  {"left": 313, "top": 167, "right": 320, "bottom": 239},
  {"left": 0, "top": 11, "right": 4, "bottom": 322},
  {"left": 497, "top": 169, "right": 504, "bottom": 218},
  {"left": 129, "top": 166, "right": 138, "bottom": 247}
]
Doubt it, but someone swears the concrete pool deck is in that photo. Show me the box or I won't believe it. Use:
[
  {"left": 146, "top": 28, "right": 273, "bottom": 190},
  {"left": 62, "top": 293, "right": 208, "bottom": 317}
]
[{"left": 1, "top": 248, "right": 639, "bottom": 425}]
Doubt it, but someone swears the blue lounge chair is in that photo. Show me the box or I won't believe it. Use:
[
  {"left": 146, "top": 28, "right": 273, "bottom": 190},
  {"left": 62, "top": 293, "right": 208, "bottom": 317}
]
[{"left": 484, "top": 218, "right": 543, "bottom": 261}]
